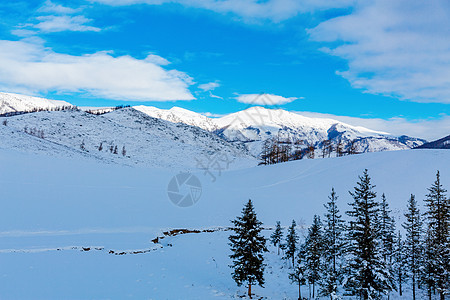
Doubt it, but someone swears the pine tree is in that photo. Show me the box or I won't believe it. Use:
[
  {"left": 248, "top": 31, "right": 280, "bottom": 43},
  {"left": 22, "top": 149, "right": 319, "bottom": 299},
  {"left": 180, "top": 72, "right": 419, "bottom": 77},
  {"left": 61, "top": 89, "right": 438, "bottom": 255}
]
[
  {"left": 270, "top": 221, "right": 283, "bottom": 255},
  {"left": 289, "top": 246, "right": 307, "bottom": 300},
  {"left": 113, "top": 145, "right": 118, "bottom": 154},
  {"left": 403, "top": 194, "right": 422, "bottom": 300},
  {"left": 304, "top": 215, "right": 323, "bottom": 298},
  {"left": 122, "top": 145, "right": 126, "bottom": 157},
  {"left": 320, "top": 188, "right": 345, "bottom": 299},
  {"left": 344, "top": 169, "right": 394, "bottom": 299},
  {"left": 423, "top": 170, "right": 449, "bottom": 300},
  {"left": 379, "top": 193, "right": 396, "bottom": 299},
  {"left": 284, "top": 220, "right": 299, "bottom": 268},
  {"left": 228, "top": 199, "right": 268, "bottom": 299},
  {"left": 420, "top": 227, "right": 436, "bottom": 300},
  {"left": 393, "top": 231, "right": 407, "bottom": 297}
]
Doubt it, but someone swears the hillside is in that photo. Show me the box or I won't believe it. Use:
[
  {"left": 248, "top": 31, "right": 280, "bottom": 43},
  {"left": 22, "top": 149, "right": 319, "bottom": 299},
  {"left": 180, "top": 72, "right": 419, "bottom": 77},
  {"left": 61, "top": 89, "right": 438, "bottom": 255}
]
[
  {"left": 0, "top": 92, "right": 72, "bottom": 115},
  {"left": 0, "top": 147, "right": 448, "bottom": 299},
  {"left": 0, "top": 107, "right": 255, "bottom": 170},
  {"left": 415, "top": 134, "right": 450, "bottom": 149}
]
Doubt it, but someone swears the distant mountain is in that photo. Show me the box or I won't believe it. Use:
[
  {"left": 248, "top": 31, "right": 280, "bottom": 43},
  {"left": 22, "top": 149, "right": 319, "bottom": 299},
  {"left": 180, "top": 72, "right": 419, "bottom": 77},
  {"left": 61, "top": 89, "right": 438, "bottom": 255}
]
[
  {"left": 0, "top": 92, "right": 73, "bottom": 115},
  {"left": 0, "top": 92, "right": 428, "bottom": 166},
  {"left": 212, "top": 107, "right": 426, "bottom": 157},
  {"left": 134, "top": 106, "right": 426, "bottom": 157},
  {"left": 134, "top": 105, "right": 218, "bottom": 132},
  {"left": 415, "top": 135, "right": 450, "bottom": 149}
]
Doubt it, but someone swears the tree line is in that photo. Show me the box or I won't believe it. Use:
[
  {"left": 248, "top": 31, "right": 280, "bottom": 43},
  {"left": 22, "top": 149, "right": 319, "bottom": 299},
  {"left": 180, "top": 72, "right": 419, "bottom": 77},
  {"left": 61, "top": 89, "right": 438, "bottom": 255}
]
[
  {"left": 228, "top": 170, "right": 449, "bottom": 299},
  {"left": 259, "top": 137, "right": 359, "bottom": 165}
]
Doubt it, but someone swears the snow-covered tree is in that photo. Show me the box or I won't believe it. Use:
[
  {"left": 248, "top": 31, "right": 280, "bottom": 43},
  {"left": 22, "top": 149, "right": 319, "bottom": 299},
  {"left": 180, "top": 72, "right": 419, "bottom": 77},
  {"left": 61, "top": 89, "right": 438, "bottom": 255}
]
[
  {"left": 228, "top": 199, "right": 268, "bottom": 299},
  {"left": 284, "top": 220, "right": 299, "bottom": 268},
  {"left": 320, "top": 188, "right": 345, "bottom": 299},
  {"left": 344, "top": 169, "right": 395, "bottom": 299},
  {"left": 270, "top": 221, "right": 283, "bottom": 255},
  {"left": 122, "top": 145, "right": 126, "bottom": 157},
  {"left": 423, "top": 170, "right": 449, "bottom": 300},
  {"left": 304, "top": 215, "right": 323, "bottom": 298},
  {"left": 289, "top": 246, "right": 307, "bottom": 300},
  {"left": 403, "top": 194, "right": 423, "bottom": 300},
  {"left": 393, "top": 231, "right": 407, "bottom": 297}
]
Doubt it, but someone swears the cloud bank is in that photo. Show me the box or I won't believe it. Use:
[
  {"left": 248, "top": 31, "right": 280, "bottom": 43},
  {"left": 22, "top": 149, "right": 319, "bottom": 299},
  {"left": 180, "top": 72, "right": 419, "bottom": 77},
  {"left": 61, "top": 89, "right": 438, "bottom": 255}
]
[
  {"left": 0, "top": 39, "right": 194, "bottom": 101},
  {"left": 309, "top": 0, "right": 450, "bottom": 103}
]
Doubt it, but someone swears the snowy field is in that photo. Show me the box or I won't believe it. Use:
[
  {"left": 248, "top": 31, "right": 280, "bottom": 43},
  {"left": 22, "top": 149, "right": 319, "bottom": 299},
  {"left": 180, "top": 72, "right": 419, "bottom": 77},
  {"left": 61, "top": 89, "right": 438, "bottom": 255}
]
[{"left": 0, "top": 148, "right": 448, "bottom": 299}]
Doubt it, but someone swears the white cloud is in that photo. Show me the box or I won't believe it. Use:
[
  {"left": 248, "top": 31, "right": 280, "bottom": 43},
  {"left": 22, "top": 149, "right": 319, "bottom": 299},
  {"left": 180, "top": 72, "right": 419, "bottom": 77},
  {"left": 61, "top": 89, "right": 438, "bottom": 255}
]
[
  {"left": 34, "top": 15, "right": 101, "bottom": 32},
  {"left": 294, "top": 111, "right": 450, "bottom": 141},
  {"left": 91, "top": 0, "right": 355, "bottom": 22},
  {"left": 309, "top": 0, "right": 450, "bottom": 103},
  {"left": 198, "top": 81, "right": 220, "bottom": 91},
  {"left": 38, "top": 0, "right": 80, "bottom": 14},
  {"left": 236, "top": 93, "right": 299, "bottom": 105},
  {"left": 0, "top": 39, "right": 194, "bottom": 101}
]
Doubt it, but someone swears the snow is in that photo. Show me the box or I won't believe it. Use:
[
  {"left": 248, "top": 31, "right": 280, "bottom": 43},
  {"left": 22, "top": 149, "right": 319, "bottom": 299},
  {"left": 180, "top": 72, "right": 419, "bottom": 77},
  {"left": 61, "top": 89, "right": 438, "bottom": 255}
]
[
  {"left": 0, "top": 108, "right": 255, "bottom": 170},
  {"left": 0, "top": 92, "right": 72, "bottom": 114},
  {"left": 135, "top": 105, "right": 425, "bottom": 157},
  {"left": 0, "top": 145, "right": 448, "bottom": 299}
]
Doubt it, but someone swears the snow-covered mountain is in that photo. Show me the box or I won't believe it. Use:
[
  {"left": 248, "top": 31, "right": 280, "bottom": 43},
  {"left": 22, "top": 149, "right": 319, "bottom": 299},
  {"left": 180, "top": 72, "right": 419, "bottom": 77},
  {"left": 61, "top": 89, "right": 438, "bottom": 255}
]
[
  {"left": 135, "top": 105, "right": 426, "bottom": 157},
  {"left": 415, "top": 135, "right": 450, "bottom": 149},
  {"left": 0, "top": 107, "right": 254, "bottom": 170},
  {"left": 0, "top": 92, "right": 427, "bottom": 165},
  {"left": 0, "top": 92, "right": 73, "bottom": 115},
  {"left": 134, "top": 105, "right": 218, "bottom": 132}
]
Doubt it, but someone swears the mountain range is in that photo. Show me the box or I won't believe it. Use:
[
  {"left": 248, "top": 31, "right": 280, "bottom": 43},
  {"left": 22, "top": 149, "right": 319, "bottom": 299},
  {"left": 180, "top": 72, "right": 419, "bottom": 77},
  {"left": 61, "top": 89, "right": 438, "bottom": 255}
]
[{"left": 0, "top": 92, "right": 428, "bottom": 169}]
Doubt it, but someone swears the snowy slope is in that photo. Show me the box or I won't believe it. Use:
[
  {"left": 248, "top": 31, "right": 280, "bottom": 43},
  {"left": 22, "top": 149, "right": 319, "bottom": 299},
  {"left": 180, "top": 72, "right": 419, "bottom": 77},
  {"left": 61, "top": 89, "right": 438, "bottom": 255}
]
[
  {"left": 0, "top": 92, "right": 72, "bottom": 115},
  {"left": 134, "top": 105, "right": 218, "bottom": 132},
  {"left": 0, "top": 147, "right": 448, "bottom": 299},
  {"left": 1, "top": 108, "right": 255, "bottom": 170}
]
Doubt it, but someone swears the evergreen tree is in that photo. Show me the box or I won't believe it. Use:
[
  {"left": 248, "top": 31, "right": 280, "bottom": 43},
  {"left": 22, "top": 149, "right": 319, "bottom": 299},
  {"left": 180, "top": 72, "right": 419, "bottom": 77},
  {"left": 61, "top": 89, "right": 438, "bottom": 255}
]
[
  {"left": 320, "top": 188, "right": 346, "bottom": 299},
  {"left": 304, "top": 215, "right": 323, "bottom": 298},
  {"left": 344, "top": 169, "right": 394, "bottom": 299},
  {"left": 228, "top": 199, "right": 268, "bottom": 299},
  {"left": 122, "top": 145, "right": 126, "bottom": 157},
  {"left": 380, "top": 194, "right": 396, "bottom": 263},
  {"left": 289, "top": 246, "right": 307, "bottom": 300},
  {"left": 393, "top": 231, "right": 407, "bottom": 297},
  {"left": 423, "top": 170, "right": 449, "bottom": 300},
  {"left": 270, "top": 221, "right": 283, "bottom": 255},
  {"left": 420, "top": 227, "right": 436, "bottom": 300},
  {"left": 379, "top": 193, "right": 396, "bottom": 298},
  {"left": 284, "top": 220, "right": 299, "bottom": 268},
  {"left": 403, "top": 194, "right": 423, "bottom": 300}
]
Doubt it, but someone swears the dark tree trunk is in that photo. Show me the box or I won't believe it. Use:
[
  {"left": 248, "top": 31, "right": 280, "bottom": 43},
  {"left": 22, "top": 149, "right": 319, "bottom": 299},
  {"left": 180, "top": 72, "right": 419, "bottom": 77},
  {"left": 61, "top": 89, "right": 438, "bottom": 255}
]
[{"left": 248, "top": 284, "right": 252, "bottom": 299}]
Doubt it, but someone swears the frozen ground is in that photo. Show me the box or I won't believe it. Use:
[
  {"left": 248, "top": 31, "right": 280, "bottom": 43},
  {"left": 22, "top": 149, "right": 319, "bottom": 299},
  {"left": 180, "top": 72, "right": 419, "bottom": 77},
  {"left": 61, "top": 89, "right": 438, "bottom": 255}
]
[{"left": 0, "top": 148, "right": 448, "bottom": 299}]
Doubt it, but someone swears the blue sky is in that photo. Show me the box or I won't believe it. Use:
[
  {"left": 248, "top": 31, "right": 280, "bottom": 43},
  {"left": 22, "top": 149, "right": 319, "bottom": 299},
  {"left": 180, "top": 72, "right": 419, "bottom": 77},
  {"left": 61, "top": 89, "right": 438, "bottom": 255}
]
[{"left": 0, "top": 0, "right": 449, "bottom": 139}]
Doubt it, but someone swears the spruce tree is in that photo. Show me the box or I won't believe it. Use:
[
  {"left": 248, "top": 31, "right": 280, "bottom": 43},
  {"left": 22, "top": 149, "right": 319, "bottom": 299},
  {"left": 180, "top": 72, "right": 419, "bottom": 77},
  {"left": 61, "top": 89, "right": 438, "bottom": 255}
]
[
  {"left": 420, "top": 227, "right": 436, "bottom": 300},
  {"left": 320, "top": 188, "right": 345, "bottom": 299},
  {"left": 284, "top": 220, "right": 299, "bottom": 268},
  {"left": 380, "top": 193, "right": 396, "bottom": 264},
  {"left": 344, "top": 169, "right": 394, "bottom": 299},
  {"left": 289, "top": 246, "right": 307, "bottom": 300},
  {"left": 379, "top": 193, "right": 396, "bottom": 299},
  {"left": 423, "top": 171, "right": 449, "bottom": 300},
  {"left": 403, "top": 194, "right": 422, "bottom": 300},
  {"left": 393, "top": 231, "right": 407, "bottom": 297},
  {"left": 270, "top": 221, "right": 283, "bottom": 255},
  {"left": 304, "top": 215, "right": 323, "bottom": 299},
  {"left": 229, "top": 199, "right": 268, "bottom": 299}
]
